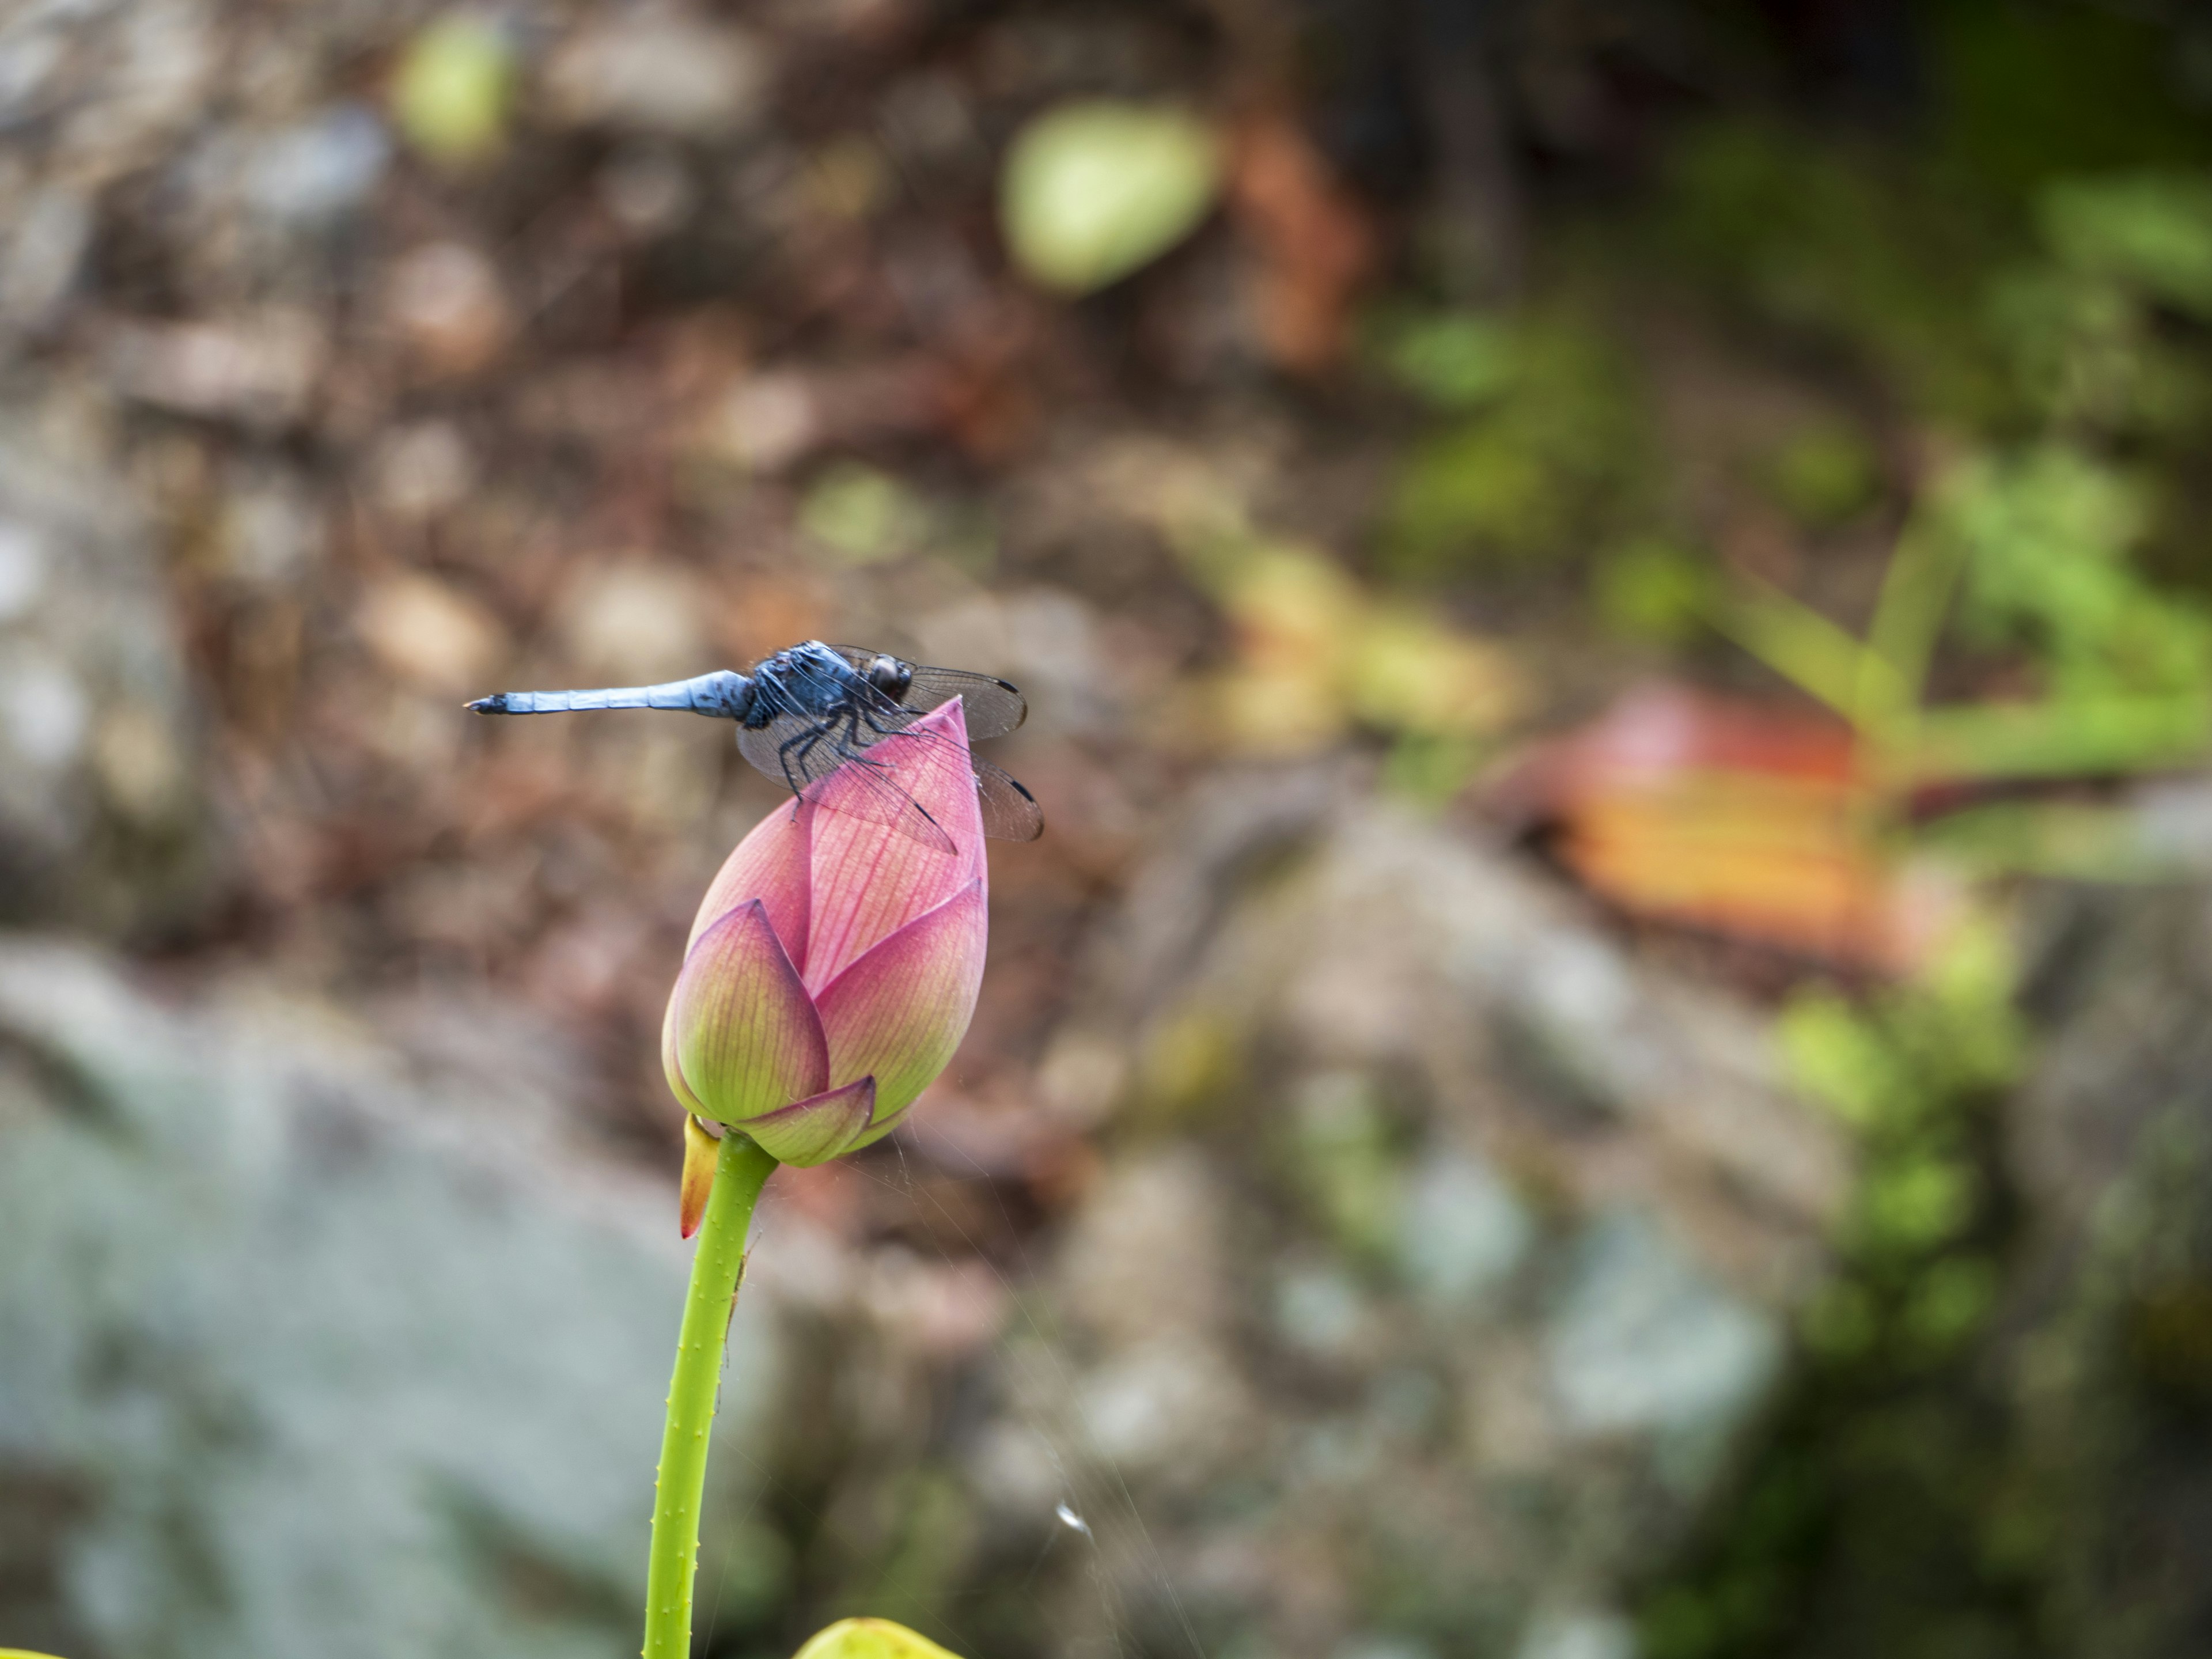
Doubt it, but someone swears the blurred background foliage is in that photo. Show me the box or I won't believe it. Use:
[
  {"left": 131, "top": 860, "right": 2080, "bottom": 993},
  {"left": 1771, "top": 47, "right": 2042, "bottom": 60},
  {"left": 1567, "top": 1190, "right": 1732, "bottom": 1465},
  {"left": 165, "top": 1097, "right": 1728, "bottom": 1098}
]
[{"left": 11, "top": 0, "right": 2212, "bottom": 1657}]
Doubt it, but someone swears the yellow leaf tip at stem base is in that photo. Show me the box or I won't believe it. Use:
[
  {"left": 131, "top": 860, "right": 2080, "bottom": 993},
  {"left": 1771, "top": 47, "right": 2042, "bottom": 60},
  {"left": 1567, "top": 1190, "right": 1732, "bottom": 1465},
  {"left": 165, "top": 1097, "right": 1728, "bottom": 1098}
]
[{"left": 678, "top": 1115, "right": 718, "bottom": 1240}]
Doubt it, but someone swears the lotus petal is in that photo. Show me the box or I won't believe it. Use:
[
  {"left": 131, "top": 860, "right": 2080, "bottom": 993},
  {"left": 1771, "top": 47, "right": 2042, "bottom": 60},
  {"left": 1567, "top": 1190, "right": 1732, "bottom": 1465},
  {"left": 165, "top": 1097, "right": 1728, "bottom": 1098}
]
[
  {"left": 688, "top": 791, "right": 813, "bottom": 969},
  {"left": 743, "top": 1077, "right": 876, "bottom": 1168},
  {"left": 815, "top": 878, "right": 986, "bottom": 1122},
  {"left": 841, "top": 1094, "right": 916, "bottom": 1156},
  {"left": 803, "top": 701, "right": 986, "bottom": 994},
  {"left": 665, "top": 900, "right": 828, "bottom": 1125}
]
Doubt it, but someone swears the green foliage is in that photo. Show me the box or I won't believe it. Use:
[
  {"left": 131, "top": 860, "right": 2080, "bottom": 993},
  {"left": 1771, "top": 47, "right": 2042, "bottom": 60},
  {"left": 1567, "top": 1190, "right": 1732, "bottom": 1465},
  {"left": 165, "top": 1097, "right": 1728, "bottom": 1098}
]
[
  {"left": 2039, "top": 173, "right": 2212, "bottom": 319},
  {"left": 1379, "top": 730, "right": 1491, "bottom": 807},
  {"left": 1641, "top": 921, "right": 2037, "bottom": 1659},
  {"left": 1658, "top": 123, "right": 2010, "bottom": 421},
  {"left": 794, "top": 467, "right": 995, "bottom": 572},
  {"left": 1382, "top": 310, "right": 1649, "bottom": 574},
  {"left": 1608, "top": 21, "right": 2212, "bottom": 1659},
  {"left": 1759, "top": 423, "right": 1882, "bottom": 531},
  {"left": 1933, "top": 448, "right": 2212, "bottom": 703},
  {"left": 1930, "top": 1, "right": 2212, "bottom": 200},
  {"left": 1596, "top": 538, "right": 1711, "bottom": 642},
  {"left": 1914, "top": 799, "right": 2176, "bottom": 883},
  {"left": 1784, "top": 914, "right": 2025, "bottom": 1146},
  {"left": 1989, "top": 173, "right": 2212, "bottom": 437},
  {"left": 1695, "top": 154, "right": 2212, "bottom": 810},
  {"left": 1781, "top": 922, "right": 2024, "bottom": 1291},
  {"left": 1374, "top": 310, "right": 1517, "bottom": 411}
]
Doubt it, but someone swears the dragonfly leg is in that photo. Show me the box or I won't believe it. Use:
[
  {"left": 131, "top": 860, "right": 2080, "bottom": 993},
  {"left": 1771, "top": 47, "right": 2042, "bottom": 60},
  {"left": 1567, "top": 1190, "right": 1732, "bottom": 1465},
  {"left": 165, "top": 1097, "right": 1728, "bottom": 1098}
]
[{"left": 775, "top": 726, "right": 822, "bottom": 794}]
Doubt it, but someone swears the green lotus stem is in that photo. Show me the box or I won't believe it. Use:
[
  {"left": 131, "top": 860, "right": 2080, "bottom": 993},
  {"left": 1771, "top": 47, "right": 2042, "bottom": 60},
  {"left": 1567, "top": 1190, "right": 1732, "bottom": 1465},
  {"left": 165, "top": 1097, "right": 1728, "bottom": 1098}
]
[{"left": 642, "top": 1130, "right": 778, "bottom": 1659}]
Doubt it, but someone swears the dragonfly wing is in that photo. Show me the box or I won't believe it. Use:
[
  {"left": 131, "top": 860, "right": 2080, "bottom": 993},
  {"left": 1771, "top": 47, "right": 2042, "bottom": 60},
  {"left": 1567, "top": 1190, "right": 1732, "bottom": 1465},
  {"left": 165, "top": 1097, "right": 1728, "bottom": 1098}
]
[
  {"left": 972, "top": 756, "right": 1044, "bottom": 842},
  {"left": 847, "top": 717, "right": 1041, "bottom": 842},
  {"left": 736, "top": 712, "right": 845, "bottom": 791},
  {"left": 902, "top": 667, "right": 1027, "bottom": 740},
  {"left": 824, "top": 645, "right": 1028, "bottom": 740},
  {"left": 737, "top": 714, "right": 957, "bottom": 855}
]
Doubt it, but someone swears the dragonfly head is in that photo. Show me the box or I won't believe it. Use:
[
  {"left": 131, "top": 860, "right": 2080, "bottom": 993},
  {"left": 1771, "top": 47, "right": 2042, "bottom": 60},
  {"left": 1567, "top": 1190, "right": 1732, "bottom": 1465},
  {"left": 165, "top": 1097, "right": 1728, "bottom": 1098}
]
[{"left": 861, "top": 653, "right": 914, "bottom": 701}]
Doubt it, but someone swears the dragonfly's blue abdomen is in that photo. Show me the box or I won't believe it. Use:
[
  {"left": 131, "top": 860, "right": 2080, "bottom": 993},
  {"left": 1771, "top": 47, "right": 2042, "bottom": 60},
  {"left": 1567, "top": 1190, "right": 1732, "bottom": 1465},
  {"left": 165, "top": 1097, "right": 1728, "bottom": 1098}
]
[{"left": 468, "top": 670, "right": 753, "bottom": 719}]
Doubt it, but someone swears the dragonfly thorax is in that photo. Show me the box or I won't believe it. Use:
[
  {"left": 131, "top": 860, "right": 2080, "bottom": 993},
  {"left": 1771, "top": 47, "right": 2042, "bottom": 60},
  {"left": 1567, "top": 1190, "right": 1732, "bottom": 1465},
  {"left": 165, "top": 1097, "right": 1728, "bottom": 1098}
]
[{"left": 747, "top": 641, "right": 871, "bottom": 728}]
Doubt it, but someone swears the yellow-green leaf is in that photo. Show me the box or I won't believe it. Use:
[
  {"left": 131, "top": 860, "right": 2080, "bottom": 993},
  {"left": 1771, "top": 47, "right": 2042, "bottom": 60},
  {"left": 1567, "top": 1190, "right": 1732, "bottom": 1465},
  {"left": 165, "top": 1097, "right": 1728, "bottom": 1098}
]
[
  {"left": 392, "top": 14, "right": 513, "bottom": 166},
  {"left": 791, "top": 1618, "right": 968, "bottom": 1659},
  {"left": 1001, "top": 101, "right": 1219, "bottom": 294}
]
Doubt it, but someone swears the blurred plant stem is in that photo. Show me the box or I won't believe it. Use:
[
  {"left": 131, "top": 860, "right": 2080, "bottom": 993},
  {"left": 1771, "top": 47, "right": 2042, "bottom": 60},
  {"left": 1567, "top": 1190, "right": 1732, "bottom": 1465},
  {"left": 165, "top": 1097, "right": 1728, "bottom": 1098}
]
[
  {"left": 1709, "top": 519, "right": 1971, "bottom": 899},
  {"left": 643, "top": 1130, "right": 777, "bottom": 1659}
]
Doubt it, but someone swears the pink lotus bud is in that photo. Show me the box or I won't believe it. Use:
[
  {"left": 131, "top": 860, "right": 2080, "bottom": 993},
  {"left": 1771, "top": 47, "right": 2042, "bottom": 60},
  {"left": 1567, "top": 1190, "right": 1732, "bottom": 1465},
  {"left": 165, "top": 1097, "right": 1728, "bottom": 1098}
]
[{"left": 661, "top": 702, "right": 989, "bottom": 1172}]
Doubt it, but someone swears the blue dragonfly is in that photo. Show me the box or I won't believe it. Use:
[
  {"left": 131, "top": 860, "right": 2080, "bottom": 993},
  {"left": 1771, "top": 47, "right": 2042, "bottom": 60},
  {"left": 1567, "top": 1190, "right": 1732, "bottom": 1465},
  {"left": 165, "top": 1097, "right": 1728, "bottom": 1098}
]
[{"left": 469, "top": 641, "right": 1042, "bottom": 854}]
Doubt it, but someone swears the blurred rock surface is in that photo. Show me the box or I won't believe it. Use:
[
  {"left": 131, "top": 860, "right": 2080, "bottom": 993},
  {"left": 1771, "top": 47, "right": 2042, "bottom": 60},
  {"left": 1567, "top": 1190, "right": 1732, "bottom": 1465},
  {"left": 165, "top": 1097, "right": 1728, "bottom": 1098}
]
[
  {"left": 2003, "top": 882, "right": 2212, "bottom": 1658},
  {"left": 0, "top": 419, "right": 209, "bottom": 936},
  {"left": 0, "top": 938, "right": 788, "bottom": 1659},
  {"left": 966, "top": 780, "right": 1847, "bottom": 1658}
]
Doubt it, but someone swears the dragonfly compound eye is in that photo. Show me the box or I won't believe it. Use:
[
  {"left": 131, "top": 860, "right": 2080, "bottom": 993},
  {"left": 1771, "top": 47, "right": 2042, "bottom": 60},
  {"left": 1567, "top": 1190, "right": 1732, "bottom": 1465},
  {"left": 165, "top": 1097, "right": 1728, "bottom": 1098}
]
[{"left": 868, "top": 656, "right": 915, "bottom": 699}]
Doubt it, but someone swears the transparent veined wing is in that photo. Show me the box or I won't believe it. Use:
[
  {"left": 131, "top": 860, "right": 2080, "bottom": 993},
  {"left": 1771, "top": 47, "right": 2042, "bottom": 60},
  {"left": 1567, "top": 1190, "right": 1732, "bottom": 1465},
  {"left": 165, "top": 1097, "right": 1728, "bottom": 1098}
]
[
  {"left": 736, "top": 711, "right": 1042, "bottom": 848},
  {"left": 825, "top": 645, "right": 1027, "bottom": 740},
  {"left": 973, "top": 756, "right": 1044, "bottom": 842},
  {"left": 736, "top": 713, "right": 959, "bottom": 855}
]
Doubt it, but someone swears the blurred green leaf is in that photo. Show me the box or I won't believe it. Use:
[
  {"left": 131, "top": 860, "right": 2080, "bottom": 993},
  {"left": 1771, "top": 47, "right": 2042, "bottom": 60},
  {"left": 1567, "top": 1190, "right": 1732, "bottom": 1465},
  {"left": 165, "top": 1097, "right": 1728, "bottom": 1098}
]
[
  {"left": 1855, "top": 1156, "right": 1978, "bottom": 1255},
  {"left": 1918, "top": 800, "right": 2178, "bottom": 882},
  {"left": 1800, "top": 1280, "right": 1880, "bottom": 1359},
  {"left": 1778, "top": 993, "right": 1900, "bottom": 1134},
  {"left": 1391, "top": 423, "right": 1565, "bottom": 566},
  {"left": 392, "top": 14, "right": 513, "bottom": 166},
  {"left": 1384, "top": 315, "right": 1648, "bottom": 573},
  {"left": 1344, "top": 603, "right": 1520, "bottom": 737},
  {"left": 1915, "top": 696, "right": 2209, "bottom": 781},
  {"left": 1709, "top": 577, "right": 1895, "bottom": 724},
  {"left": 1762, "top": 423, "right": 1881, "bottom": 529},
  {"left": 1781, "top": 911, "right": 2024, "bottom": 1165},
  {"left": 1908, "top": 910, "right": 2026, "bottom": 1099},
  {"left": 1381, "top": 730, "right": 1489, "bottom": 807},
  {"left": 1001, "top": 101, "right": 1221, "bottom": 294},
  {"left": 1376, "top": 310, "right": 1517, "bottom": 410},
  {"left": 1928, "top": 446, "right": 2212, "bottom": 704},
  {"left": 1902, "top": 1255, "right": 1999, "bottom": 1350},
  {"left": 1596, "top": 539, "right": 1710, "bottom": 642},
  {"left": 1986, "top": 264, "right": 2146, "bottom": 428},
  {"left": 1660, "top": 122, "right": 2010, "bottom": 422},
  {"left": 1934, "top": 4, "right": 2212, "bottom": 199},
  {"left": 792, "top": 1619, "right": 967, "bottom": 1659},
  {"left": 798, "top": 464, "right": 919, "bottom": 564}
]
